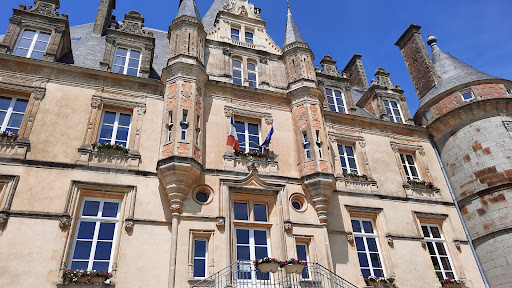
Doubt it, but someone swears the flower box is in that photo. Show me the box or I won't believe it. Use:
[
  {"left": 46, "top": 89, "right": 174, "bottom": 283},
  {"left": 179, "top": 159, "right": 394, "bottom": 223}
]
[
  {"left": 0, "top": 131, "right": 17, "bottom": 142},
  {"left": 364, "top": 276, "right": 395, "bottom": 287},
  {"left": 76, "top": 276, "right": 106, "bottom": 284},
  {"left": 92, "top": 142, "right": 129, "bottom": 154},
  {"left": 284, "top": 264, "right": 305, "bottom": 274},
  {"left": 441, "top": 284, "right": 464, "bottom": 288},
  {"left": 62, "top": 270, "right": 112, "bottom": 285},
  {"left": 234, "top": 150, "right": 266, "bottom": 158},
  {"left": 344, "top": 173, "right": 368, "bottom": 181},
  {"left": 258, "top": 262, "right": 280, "bottom": 273},
  {"left": 407, "top": 179, "right": 437, "bottom": 189}
]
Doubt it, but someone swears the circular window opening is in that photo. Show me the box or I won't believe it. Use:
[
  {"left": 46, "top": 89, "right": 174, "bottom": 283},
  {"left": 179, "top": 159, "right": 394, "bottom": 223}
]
[
  {"left": 195, "top": 192, "right": 209, "bottom": 203},
  {"left": 292, "top": 201, "right": 302, "bottom": 210}
]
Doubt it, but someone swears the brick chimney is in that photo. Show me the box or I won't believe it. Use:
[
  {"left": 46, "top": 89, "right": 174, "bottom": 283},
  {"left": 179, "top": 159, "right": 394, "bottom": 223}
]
[
  {"left": 342, "top": 54, "right": 369, "bottom": 90},
  {"left": 395, "top": 24, "right": 439, "bottom": 100},
  {"left": 93, "top": 0, "right": 116, "bottom": 35}
]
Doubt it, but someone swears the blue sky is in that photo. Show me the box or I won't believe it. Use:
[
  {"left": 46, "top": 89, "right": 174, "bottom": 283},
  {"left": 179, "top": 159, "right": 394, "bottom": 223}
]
[{"left": 1, "top": 0, "right": 511, "bottom": 114}]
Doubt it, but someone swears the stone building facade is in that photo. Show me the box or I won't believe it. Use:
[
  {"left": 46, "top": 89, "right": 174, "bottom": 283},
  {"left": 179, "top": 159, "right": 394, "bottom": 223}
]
[{"left": 0, "top": 0, "right": 505, "bottom": 287}]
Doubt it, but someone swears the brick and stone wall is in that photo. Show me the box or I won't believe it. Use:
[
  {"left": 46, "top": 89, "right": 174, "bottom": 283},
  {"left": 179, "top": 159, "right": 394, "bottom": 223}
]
[{"left": 440, "top": 116, "right": 512, "bottom": 287}]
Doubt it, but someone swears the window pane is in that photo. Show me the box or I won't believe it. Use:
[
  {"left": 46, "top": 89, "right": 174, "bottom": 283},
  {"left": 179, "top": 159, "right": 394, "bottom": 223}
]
[
  {"left": 102, "top": 202, "right": 119, "bottom": 218},
  {"left": 98, "top": 223, "right": 116, "bottom": 240},
  {"left": 92, "top": 261, "right": 109, "bottom": 272},
  {"left": 128, "top": 58, "right": 140, "bottom": 68},
  {"left": 99, "top": 125, "right": 114, "bottom": 141},
  {"left": 248, "top": 73, "right": 257, "bottom": 81},
  {"left": 129, "top": 50, "right": 141, "bottom": 60},
  {"left": 82, "top": 201, "right": 100, "bottom": 216},
  {"left": 440, "top": 257, "right": 452, "bottom": 270},
  {"left": 236, "top": 229, "right": 249, "bottom": 244},
  {"left": 427, "top": 242, "right": 435, "bottom": 255},
  {"left": 115, "top": 48, "right": 128, "bottom": 57},
  {"left": 102, "top": 112, "right": 116, "bottom": 124},
  {"left": 370, "top": 253, "right": 382, "bottom": 268},
  {"left": 355, "top": 237, "right": 365, "bottom": 252},
  {"left": 33, "top": 41, "right": 48, "bottom": 52},
  {"left": 21, "top": 30, "right": 37, "bottom": 39},
  {"left": 0, "top": 97, "right": 12, "bottom": 110},
  {"left": 236, "top": 246, "right": 250, "bottom": 260},
  {"left": 233, "top": 70, "right": 242, "bottom": 79},
  {"left": 366, "top": 238, "right": 377, "bottom": 252},
  {"left": 362, "top": 221, "right": 373, "bottom": 233},
  {"left": 113, "top": 56, "right": 125, "bottom": 66},
  {"left": 234, "top": 202, "right": 248, "bottom": 221},
  {"left": 73, "top": 240, "right": 92, "bottom": 259},
  {"left": 255, "top": 246, "right": 268, "bottom": 259},
  {"left": 345, "top": 146, "right": 354, "bottom": 157},
  {"left": 431, "top": 256, "right": 441, "bottom": 270},
  {"left": 348, "top": 158, "right": 357, "bottom": 171},
  {"left": 77, "top": 221, "right": 96, "bottom": 239},
  {"left": 127, "top": 68, "right": 138, "bottom": 76},
  {"left": 247, "top": 63, "right": 256, "bottom": 71},
  {"left": 70, "top": 261, "right": 88, "bottom": 270},
  {"left": 112, "top": 65, "right": 124, "bottom": 74},
  {"left": 421, "top": 226, "right": 430, "bottom": 237},
  {"left": 254, "top": 230, "right": 267, "bottom": 245},
  {"left": 194, "top": 259, "right": 206, "bottom": 277},
  {"left": 436, "top": 242, "right": 447, "bottom": 255},
  {"left": 116, "top": 127, "right": 129, "bottom": 142},
  {"left": 12, "top": 99, "right": 28, "bottom": 113},
  {"left": 13, "top": 48, "right": 29, "bottom": 57},
  {"left": 445, "top": 272, "right": 455, "bottom": 279},
  {"left": 233, "top": 77, "right": 242, "bottom": 85},
  {"left": 351, "top": 220, "right": 361, "bottom": 233},
  {"left": 357, "top": 252, "right": 369, "bottom": 267},
  {"left": 296, "top": 244, "right": 307, "bottom": 261},
  {"left": 30, "top": 51, "right": 45, "bottom": 60},
  {"left": 0, "top": 111, "right": 6, "bottom": 127},
  {"left": 17, "top": 38, "right": 33, "bottom": 49},
  {"left": 232, "top": 60, "right": 242, "bottom": 69},
  {"left": 94, "top": 241, "right": 113, "bottom": 260},
  {"left": 37, "top": 32, "right": 51, "bottom": 42},
  {"left": 253, "top": 204, "right": 267, "bottom": 222},
  {"left": 194, "top": 240, "right": 207, "bottom": 257},
  {"left": 374, "top": 269, "right": 383, "bottom": 277},
  {"left": 6, "top": 113, "right": 23, "bottom": 129},
  {"left": 361, "top": 269, "right": 371, "bottom": 278},
  {"left": 431, "top": 227, "right": 441, "bottom": 238},
  {"left": 247, "top": 123, "right": 258, "bottom": 135},
  {"left": 115, "top": 140, "right": 127, "bottom": 146}
]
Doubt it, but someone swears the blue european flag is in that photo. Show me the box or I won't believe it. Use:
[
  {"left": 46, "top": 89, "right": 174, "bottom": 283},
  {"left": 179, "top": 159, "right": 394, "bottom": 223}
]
[{"left": 259, "top": 124, "right": 274, "bottom": 151}]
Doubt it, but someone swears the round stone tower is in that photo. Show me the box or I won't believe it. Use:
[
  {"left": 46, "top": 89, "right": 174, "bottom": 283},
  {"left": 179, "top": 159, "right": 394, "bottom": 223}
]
[{"left": 396, "top": 25, "right": 512, "bottom": 287}]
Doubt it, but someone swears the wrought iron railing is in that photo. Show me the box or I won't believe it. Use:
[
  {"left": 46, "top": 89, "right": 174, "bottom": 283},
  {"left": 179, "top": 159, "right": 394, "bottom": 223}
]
[{"left": 191, "top": 261, "right": 358, "bottom": 288}]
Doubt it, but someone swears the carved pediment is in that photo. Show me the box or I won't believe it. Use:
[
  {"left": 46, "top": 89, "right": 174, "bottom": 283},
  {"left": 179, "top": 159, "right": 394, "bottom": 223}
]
[
  {"left": 224, "top": 0, "right": 261, "bottom": 20},
  {"left": 26, "top": 0, "right": 62, "bottom": 18}
]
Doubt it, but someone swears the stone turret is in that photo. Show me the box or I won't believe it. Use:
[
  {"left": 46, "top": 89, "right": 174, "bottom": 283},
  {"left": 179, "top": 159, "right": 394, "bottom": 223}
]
[
  {"left": 158, "top": 1, "right": 206, "bottom": 287},
  {"left": 283, "top": 4, "right": 335, "bottom": 224},
  {"left": 397, "top": 26, "right": 512, "bottom": 287}
]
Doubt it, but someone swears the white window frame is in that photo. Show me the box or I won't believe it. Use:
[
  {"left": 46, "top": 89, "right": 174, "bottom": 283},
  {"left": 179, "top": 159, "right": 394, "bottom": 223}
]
[
  {"left": 422, "top": 224, "right": 457, "bottom": 280},
  {"left": 0, "top": 96, "right": 28, "bottom": 133},
  {"left": 351, "top": 218, "right": 386, "bottom": 278},
  {"left": 383, "top": 98, "right": 404, "bottom": 123},
  {"left": 235, "top": 228, "right": 272, "bottom": 284},
  {"left": 253, "top": 203, "right": 268, "bottom": 223},
  {"left": 325, "top": 88, "right": 347, "bottom": 113},
  {"left": 245, "top": 31, "right": 254, "bottom": 44},
  {"left": 69, "top": 197, "right": 121, "bottom": 272},
  {"left": 247, "top": 62, "right": 258, "bottom": 88},
  {"left": 296, "top": 242, "right": 310, "bottom": 279},
  {"left": 13, "top": 29, "right": 51, "bottom": 59},
  {"left": 400, "top": 153, "right": 421, "bottom": 181},
  {"left": 338, "top": 144, "right": 359, "bottom": 174},
  {"left": 234, "top": 120, "right": 260, "bottom": 152},
  {"left": 303, "top": 132, "right": 311, "bottom": 159},
  {"left": 193, "top": 239, "right": 208, "bottom": 279},
  {"left": 98, "top": 111, "right": 132, "bottom": 148},
  {"left": 181, "top": 110, "right": 188, "bottom": 141},
  {"left": 231, "top": 27, "right": 240, "bottom": 41},
  {"left": 232, "top": 58, "right": 243, "bottom": 85},
  {"left": 112, "top": 47, "right": 142, "bottom": 76}
]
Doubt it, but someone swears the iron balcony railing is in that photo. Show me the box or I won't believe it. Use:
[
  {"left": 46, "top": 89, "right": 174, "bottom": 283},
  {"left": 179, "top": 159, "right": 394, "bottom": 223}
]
[{"left": 191, "top": 261, "right": 358, "bottom": 288}]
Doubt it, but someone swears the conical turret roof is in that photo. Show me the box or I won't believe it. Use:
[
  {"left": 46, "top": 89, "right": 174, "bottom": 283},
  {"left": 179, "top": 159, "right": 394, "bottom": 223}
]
[
  {"left": 419, "top": 35, "right": 498, "bottom": 106},
  {"left": 283, "top": 7, "right": 305, "bottom": 47},
  {"left": 176, "top": 0, "right": 201, "bottom": 20}
]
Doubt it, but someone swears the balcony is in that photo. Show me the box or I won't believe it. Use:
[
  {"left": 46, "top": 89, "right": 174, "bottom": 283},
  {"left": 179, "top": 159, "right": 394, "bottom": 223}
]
[{"left": 191, "top": 261, "right": 357, "bottom": 288}]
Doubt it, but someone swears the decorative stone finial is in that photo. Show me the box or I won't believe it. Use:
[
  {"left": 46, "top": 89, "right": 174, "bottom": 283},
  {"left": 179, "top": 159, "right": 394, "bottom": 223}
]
[{"left": 427, "top": 34, "right": 437, "bottom": 47}]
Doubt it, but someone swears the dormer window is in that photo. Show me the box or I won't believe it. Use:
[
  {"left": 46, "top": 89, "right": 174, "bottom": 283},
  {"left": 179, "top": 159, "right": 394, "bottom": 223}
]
[
  {"left": 231, "top": 28, "right": 240, "bottom": 41},
  {"left": 112, "top": 47, "right": 141, "bottom": 76},
  {"left": 247, "top": 62, "right": 257, "bottom": 88},
  {"left": 13, "top": 29, "right": 51, "bottom": 60},
  {"left": 232, "top": 59, "right": 243, "bottom": 85},
  {"left": 383, "top": 99, "right": 404, "bottom": 123},
  {"left": 245, "top": 31, "right": 254, "bottom": 44},
  {"left": 325, "top": 88, "right": 347, "bottom": 113}
]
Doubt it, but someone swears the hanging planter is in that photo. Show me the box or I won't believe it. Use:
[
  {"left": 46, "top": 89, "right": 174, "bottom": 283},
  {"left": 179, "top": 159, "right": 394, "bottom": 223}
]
[
  {"left": 280, "top": 258, "right": 306, "bottom": 274},
  {"left": 254, "top": 257, "right": 281, "bottom": 273}
]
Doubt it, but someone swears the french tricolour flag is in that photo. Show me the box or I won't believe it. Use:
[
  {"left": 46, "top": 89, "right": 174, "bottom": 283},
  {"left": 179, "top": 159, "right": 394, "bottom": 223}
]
[{"left": 226, "top": 116, "right": 240, "bottom": 151}]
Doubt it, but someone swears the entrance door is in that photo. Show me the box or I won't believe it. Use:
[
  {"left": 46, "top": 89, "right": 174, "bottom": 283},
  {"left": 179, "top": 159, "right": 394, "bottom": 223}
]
[{"left": 235, "top": 228, "right": 271, "bottom": 286}]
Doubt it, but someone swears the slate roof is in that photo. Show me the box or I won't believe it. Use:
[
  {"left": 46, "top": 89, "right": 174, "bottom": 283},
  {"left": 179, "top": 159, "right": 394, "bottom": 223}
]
[
  {"left": 58, "top": 23, "right": 170, "bottom": 80},
  {"left": 351, "top": 88, "right": 376, "bottom": 118},
  {"left": 283, "top": 8, "right": 305, "bottom": 47},
  {"left": 419, "top": 37, "right": 499, "bottom": 107},
  {"left": 202, "top": 0, "right": 229, "bottom": 31},
  {"left": 176, "top": 0, "right": 201, "bottom": 20}
]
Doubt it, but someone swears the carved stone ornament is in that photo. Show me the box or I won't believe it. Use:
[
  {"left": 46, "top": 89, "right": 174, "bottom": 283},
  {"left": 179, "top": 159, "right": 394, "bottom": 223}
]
[
  {"left": 222, "top": 48, "right": 232, "bottom": 56},
  {"left": 359, "top": 140, "right": 367, "bottom": 148},
  {"left": 223, "top": 0, "right": 261, "bottom": 19},
  {"left": 346, "top": 234, "right": 354, "bottom": 245},
  {"left": 224, "top": 107, "right": 234, "bottom": 118},
  {"left": 125, "top": 219, "right": 135, "bottom": 232},
  {"left": 91, "top": 96, "right": 102, "bottom": 108},
  {"left": 59, "top": 215, "right": 70, "bottom": 229},
  {"left": 386, "top": 236, "right": 394, "bottom": 246},
  {"left": 216, "top": 216, "right": 225, "bottom": 227},
  {"left": 136, "top": 103, "right": 147, "bottom": 115},
  {"left": 284, "top": 221, "right": 292, "bottom": 232},
  {"left": 170, "top": 204, "right": 182, "bottom": 214},
  {"left": 264, "top": 115, "right": 273, "bottom": 125},
  {"left": 418, "top": 147, "right": 426, "bottom": 157},
  {"left": 503, "top": 120, "right": 512, "bottom": 132},
  {"left": 420, "top": 239, "right": 427, "bottom": 249},
  {"left": 453, "top": 240, "right": 461, "bottom": 251},
  {"left": 27, "top": 0, "right": 60, "bottom": 18},
  {"left": 33, "top": 88, "right": 46, "bottom": 101},
  {"left": 118, "top": 11, "right": 149, "bottom": 36},
  {"left": 328, "top": 134, "right": 336, "bottom": 143},
  {"left": 391, "top": 143, "right": 399, "bottom": 153}
]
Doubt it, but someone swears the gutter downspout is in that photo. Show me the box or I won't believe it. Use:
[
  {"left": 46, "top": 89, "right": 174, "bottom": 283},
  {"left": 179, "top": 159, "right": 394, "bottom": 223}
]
[{"left": 429, "top": 135, "right": 490, "bottom": 288}]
